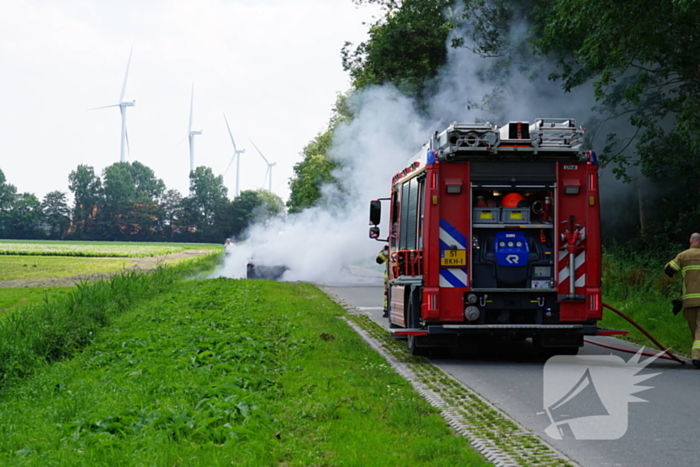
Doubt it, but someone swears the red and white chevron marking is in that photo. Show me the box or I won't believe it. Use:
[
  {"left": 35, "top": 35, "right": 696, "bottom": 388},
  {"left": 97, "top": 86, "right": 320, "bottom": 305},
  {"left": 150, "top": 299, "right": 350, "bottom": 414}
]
[{"left": 558, "top": 227, "right": 586, "bottom": 289}]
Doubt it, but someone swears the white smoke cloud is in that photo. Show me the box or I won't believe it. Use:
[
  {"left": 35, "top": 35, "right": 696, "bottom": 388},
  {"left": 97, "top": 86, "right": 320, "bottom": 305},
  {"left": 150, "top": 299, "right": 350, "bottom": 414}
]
[
  {"left": 211, "top": 8, "right": 629, "bottom": 284},
  {"left": 210, "top": 85, "right": 429, "bottom": 285}
]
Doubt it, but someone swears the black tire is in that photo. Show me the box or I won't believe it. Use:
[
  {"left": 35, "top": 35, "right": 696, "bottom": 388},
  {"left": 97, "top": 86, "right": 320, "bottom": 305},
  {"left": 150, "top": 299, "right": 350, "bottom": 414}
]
[
  {"left": 407, "top": 334, "right": 427, "bottom": 356},
  {"left": 406, "top": 287, "right": 427, "bottom": 356}
]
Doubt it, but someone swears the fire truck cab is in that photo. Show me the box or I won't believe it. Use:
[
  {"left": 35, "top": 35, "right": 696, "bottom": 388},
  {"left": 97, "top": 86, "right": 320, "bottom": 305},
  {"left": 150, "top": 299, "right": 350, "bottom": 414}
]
[{"left": 369, "top": 118, "right": 607, "bottom": 356}]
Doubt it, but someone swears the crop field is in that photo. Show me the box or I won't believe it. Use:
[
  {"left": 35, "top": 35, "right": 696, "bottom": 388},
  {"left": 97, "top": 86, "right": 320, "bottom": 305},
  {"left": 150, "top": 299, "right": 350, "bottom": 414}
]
[
  {"left": 0, "top": 241, "right": 221, "bottom": 313},
  {"left": 0, "top": 239, "right": 221, "bottom": 257},
  {"left": 0, "top": 243, "right": 489, "bottom": 466}
]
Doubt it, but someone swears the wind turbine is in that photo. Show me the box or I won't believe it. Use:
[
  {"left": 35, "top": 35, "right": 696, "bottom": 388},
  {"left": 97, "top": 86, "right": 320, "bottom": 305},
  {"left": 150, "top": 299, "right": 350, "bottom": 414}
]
[
  {"left": 92, "top": 47, "right": 135, "bottom": 162},
  {"left": 187, "top": 83, "right": 202, "bottom": 172},
  {"left": 250, "top": 139, "right": 276, "bottom": 193},
  {"left": 223, "top": 114, "right": 245, "bottom": 197}
]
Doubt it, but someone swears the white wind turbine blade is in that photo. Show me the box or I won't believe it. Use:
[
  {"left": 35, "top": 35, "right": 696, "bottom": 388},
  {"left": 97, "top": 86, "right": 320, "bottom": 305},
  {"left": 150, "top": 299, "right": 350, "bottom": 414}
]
[
  {"left": 88, "top": 103, "right": 120, "bottom": 110},
  {"left": 249, "top": 139, "right": 270, "bottom": 165},
  {"left": 223, "top": 114, "right": 239, "bottom": 175},
  {"left": 250, "top": 139, "right": 275, "bottom": 191},
  {"left": 120, "top": 46, "right": 133, "bottom": 102},
  {"left": 224, "top": 114, "right": 239, "bottom": 152}
]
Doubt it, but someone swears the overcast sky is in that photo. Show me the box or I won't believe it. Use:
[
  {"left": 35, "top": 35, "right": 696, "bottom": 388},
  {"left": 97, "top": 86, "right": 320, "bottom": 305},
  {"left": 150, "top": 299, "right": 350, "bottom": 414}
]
[{"left": 0, "top": 0, "right": 381, "bottom": 203}]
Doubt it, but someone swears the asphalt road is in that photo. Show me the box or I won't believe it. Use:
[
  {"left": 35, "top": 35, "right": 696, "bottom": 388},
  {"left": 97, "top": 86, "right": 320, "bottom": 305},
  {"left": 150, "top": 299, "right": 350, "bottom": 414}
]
[{"left": 321, "top": 278, "right": 698, "bottom": 467}]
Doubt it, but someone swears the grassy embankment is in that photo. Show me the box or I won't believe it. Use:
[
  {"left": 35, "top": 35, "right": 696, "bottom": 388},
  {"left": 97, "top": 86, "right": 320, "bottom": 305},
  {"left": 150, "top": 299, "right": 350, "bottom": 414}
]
[
  {"left": 0, "top": 242, "right": 489, "bottom": 466},
  {"left": 600, "top": 246, "right": 690, "bottom": 357}
]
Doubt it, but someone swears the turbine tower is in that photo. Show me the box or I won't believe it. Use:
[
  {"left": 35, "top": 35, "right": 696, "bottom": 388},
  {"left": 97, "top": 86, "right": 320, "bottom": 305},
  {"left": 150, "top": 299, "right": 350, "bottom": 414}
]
[
  {"left": 250, "top": 139, "right": 276, "bottom": 193},
  {"left": 188, "top": 83, "right": 202, "bottom": 172},
  {"left": 223, "top": 114, "right": 245, "bottom": 197},
  {"left": 92, "top": 47, "right": 135, "bottom": 162}
]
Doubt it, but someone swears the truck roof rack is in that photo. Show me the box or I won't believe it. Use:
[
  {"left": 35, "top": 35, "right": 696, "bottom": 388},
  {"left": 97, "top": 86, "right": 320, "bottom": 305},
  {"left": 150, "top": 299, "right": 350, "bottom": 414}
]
[{"left": 434, "top": 118, "right": 586, "bottom": 161}]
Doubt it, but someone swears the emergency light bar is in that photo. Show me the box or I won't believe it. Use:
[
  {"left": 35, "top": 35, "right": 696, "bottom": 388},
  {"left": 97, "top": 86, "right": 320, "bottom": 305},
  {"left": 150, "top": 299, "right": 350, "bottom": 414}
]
[{"left": 498, "top": 121, "right": 531, "bottom": 144}]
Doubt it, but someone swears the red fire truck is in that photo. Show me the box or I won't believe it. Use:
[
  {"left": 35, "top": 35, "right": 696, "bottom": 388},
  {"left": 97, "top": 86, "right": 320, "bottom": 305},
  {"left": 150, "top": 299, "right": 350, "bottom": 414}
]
[{"left": 369, "top": 118, "right": 615, "bottom": 356}]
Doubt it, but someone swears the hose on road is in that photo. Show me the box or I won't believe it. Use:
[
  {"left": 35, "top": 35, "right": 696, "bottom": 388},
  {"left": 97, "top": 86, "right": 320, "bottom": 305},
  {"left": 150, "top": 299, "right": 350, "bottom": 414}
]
[{"left": 586, "top": 303, "right": 686, "bottom": 365}]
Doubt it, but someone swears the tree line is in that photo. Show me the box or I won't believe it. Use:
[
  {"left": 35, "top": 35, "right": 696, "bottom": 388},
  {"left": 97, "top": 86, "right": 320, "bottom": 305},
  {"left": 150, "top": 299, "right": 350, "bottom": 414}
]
[{"left": 0, "top": 162, "right": 283, "bottom": 243}]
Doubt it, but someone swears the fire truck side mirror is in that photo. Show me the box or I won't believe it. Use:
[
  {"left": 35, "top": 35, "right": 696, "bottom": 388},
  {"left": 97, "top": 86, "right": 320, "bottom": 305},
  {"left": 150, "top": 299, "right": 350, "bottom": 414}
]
[
  {"left": 369, "top": 200, "right": 382, "bottom": 225},
  {"left": 369, "top": 226, "right": 380, "bottom": 239}
]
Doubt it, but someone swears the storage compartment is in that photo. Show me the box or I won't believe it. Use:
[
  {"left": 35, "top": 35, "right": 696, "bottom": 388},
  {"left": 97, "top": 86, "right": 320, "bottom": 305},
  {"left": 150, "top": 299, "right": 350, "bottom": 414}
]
[
  {"left": 473, "top": 207, "right": 500, "bottom": 224},
  {"left": 501, "top": 208, "right": 530, "bottom": 224}
]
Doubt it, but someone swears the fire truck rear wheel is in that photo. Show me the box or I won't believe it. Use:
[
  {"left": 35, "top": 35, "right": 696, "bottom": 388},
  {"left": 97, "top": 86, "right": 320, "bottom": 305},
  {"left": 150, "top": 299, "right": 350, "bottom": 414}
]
[{"left": 407, "top": 335, "right": 427, "bottom": 356}]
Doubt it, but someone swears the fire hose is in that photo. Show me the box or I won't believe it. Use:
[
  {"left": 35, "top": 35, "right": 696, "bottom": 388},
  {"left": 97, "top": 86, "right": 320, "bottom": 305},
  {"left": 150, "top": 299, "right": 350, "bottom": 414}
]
[{"left": 585, "top": 302, "right": 686, "bottom": 365}]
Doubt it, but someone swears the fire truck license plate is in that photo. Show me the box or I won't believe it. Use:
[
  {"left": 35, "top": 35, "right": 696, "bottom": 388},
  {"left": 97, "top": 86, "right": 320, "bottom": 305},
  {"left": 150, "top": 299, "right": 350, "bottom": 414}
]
[{"left": 441, "top": 249, "right": 466, "bottom": 266}]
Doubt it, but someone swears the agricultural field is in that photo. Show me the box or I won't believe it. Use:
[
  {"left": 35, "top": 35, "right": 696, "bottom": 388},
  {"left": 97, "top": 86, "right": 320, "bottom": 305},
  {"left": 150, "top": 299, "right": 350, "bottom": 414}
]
[
  {"left": 0, "top": 243, "right": 489, "bottom": 466},
  {"left": 0, "top": 241, "right": 221, "bottom": 313}
]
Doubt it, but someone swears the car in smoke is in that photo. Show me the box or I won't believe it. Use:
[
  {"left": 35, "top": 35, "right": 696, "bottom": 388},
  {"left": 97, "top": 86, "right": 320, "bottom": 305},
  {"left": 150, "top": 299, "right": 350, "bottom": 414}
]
[{"left": 246, "top": 261, "right": 288, "bottom": 280}]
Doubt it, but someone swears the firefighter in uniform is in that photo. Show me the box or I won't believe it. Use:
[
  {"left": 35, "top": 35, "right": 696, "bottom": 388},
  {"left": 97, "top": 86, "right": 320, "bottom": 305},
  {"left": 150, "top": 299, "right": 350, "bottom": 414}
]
[
  {"left": 376, "top": 245, "right": 390, "bottom": 317},
  {"left": 665, "top": 232, "right": 700, "bottom": 368}
]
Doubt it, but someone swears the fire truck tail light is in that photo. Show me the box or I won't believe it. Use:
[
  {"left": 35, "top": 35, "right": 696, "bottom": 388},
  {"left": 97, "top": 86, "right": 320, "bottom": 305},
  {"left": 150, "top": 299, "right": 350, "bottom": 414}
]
[
  {"left": 429, "top": 293, "right": 437, "bottom": 311},
  {"left": 589, "top": 293, "right": 600, "bottom": 311}
]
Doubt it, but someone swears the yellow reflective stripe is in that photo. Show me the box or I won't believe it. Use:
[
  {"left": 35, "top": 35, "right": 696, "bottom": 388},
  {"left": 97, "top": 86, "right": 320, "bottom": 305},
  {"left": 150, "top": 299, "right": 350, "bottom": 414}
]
[
  {"left": 682, "top": 294, "right": 700, "bottom": 300},
  {"left": 682, "top": 265, "right": 700, "bottom": 271},
  {"left": 692, "top": 341, "right": 700, "bottom": 350},
  {"left": 669, "top": 261, "right": 681, "bottom": 271}
]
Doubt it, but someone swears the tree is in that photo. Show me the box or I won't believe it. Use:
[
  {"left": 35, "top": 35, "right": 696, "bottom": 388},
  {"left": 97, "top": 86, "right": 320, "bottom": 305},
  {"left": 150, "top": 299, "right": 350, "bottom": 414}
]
[
  {"left": 187, "top": 166, "right": 229, "bottom": 235},
  {"left": 129, "top": 161, "right": 166, "bottom": 200},
  {"left": 533, "top": 0, "right": 700, "bottom": 243},
  {"left": 254, "top": 189, "right": 285, "bottom": 219},
  {"left": 158, "top": 189, "right": 186, "bottom": 241},
  {"left": 287, "top": 153, "right": 338, "bottom": 214},
  {"left": 0, "top": 169, "right": 16, "bottom": 210},
  {"left": 229, "top": 189, "right": 284, "bottom": 238},
  {"left": 101, "top": 162, "right": 165, "bottom": 239},
  {"left": 0, "top": 169, "right": 17, "bottom": 237},
  {"left": 6, "top": 193, "right": 42, "bottom": 239},
  {"left": 342, "top": 0, "right": 455, "bottom": 98},
  {"left": 102, "top": 163, "right": 137, "bottom": 238},
  {"left": 287, "top": 93, "right": 357, "bottom": 214},
  {"left": 41, "top": 191, "right": 71, "bottom": 239},
  {"left": 68, "top": 165, "right": 103, "bottom": 239}
]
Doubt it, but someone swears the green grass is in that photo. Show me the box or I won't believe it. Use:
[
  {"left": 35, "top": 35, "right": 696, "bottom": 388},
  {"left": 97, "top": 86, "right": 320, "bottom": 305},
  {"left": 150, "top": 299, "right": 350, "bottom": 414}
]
[
  {"left": 0, "top": 277, "right": 489, "bottom": 466},
  {"left": 0, "top": 287, "right": 73, "bottom": 314},
  {"left": 0, "top": 256, "right": 141, "bottom": 281},
  {"left": 601, "top": 248, "right": 691, "bottom": 358},
  {"left": 600, "top": 295, "right": 690, "bottom": 357}
]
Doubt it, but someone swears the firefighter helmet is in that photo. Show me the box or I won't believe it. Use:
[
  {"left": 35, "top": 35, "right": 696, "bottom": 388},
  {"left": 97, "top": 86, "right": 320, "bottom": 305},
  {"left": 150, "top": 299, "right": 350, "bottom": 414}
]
[{"left": 502, "top": 193, "right": 525, "bottom": 208}]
